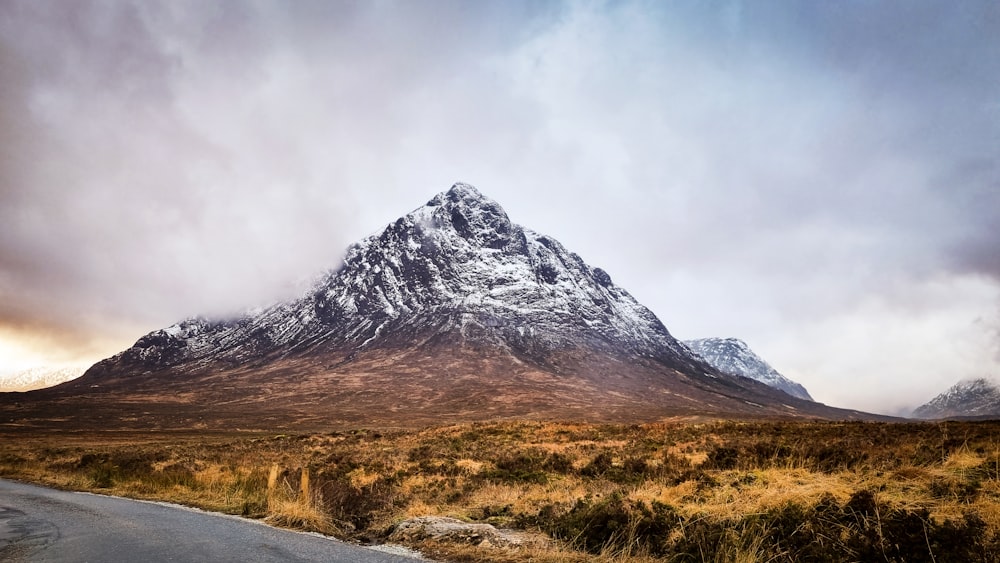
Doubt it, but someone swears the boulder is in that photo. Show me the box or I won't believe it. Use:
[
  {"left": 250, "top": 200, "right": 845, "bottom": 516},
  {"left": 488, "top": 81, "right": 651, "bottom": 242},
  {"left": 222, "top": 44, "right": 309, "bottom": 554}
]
[{"left": 388, "top": 516, "right": 519, "bottom": 547}]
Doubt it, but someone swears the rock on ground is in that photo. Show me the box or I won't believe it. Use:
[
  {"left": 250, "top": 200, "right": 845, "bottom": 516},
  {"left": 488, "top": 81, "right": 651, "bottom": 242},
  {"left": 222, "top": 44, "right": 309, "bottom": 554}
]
[{"left": 387, "top": 516, "right": 521, "bottom": 548}]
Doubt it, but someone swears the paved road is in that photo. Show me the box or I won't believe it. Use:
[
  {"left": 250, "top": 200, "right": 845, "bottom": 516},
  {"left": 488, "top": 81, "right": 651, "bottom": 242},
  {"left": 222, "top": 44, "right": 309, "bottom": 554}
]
[{"left": 0, "top": 479, "right": 422, "bottom": 562}]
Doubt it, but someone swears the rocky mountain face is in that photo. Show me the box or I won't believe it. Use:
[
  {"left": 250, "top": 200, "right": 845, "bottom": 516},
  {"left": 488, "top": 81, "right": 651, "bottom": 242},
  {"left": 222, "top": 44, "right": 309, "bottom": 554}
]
[
  {"left": 911, "top": 378, "right": 1000, "bottom": 419},
  {"left": 683, "top": 338, "right": 813, "bottom": 401},
  {"left": 12, "top": 183, "right": 874, "bottom": 429},
  {"left": 0, "top": 366, "right": 86, "bottom": 392}
]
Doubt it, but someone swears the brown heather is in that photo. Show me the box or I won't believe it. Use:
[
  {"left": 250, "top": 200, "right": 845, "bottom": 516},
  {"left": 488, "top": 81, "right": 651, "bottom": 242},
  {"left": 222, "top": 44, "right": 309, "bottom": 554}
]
[{"left": 2, "top": 420, "right": 1000, "bottom": 562}]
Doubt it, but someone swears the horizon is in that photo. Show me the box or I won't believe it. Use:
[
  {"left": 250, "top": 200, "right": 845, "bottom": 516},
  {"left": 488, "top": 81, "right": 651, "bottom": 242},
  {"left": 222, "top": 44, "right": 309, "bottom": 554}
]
[{"left": 2, "top": 1, "right": 998, "bottom": 416}]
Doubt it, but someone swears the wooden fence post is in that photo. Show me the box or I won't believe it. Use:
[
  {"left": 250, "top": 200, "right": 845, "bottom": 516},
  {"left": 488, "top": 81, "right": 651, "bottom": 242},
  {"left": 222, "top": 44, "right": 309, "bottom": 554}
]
[
  {"left": 300, "top": 467, "right": 310, "bottom": 501},
  {"left": 267, "top": 464, "right": 279, "bottom": 492}
]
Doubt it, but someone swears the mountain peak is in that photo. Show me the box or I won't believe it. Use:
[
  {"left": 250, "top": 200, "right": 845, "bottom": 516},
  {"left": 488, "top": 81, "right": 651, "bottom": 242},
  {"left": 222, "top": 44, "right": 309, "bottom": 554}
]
[
  {"left": 445, "top": 181, "right": 485, "bottom": 200},
  {"left": 684, "top": 337, "right": 813, "bottom": 401},
  {"left": 426, "top": 182, "right": 499, "bottom": 211},
  {"left": 912, "top": 377, "right": 1000, "bottom": 419},
  {"left": 697, "top": 337, "right": 751, "bottom": 352},
  {"left": 425, "top": 182, "right": 513, "bottom": 249}
]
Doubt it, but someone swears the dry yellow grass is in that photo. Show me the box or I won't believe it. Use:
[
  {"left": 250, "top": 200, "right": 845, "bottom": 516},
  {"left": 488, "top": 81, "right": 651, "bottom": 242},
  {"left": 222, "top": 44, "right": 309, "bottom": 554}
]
[
  {"left": 266, "top": 497, "right": 334, "bottom": 534},
  {"left": 347, "top": 467, "right": 381, "bottom": 488},
  {"left": 1, "top": 420, "right": 999, "bottom": 562}
]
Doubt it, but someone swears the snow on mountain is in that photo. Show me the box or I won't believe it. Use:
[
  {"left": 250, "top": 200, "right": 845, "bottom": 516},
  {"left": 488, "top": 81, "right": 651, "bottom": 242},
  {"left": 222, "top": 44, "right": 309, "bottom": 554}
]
[
  {"left": 95, "top": 183, "right": 704, "bottom": 375},
  {"left": 0, "top": 365, "right": 87, "bottom": 392},
  {"left": 683, "top": 337, "right": 813, "bottom": 401},
  {"left": 911, "top": 377, "right": 1000, "bottom": 419}
]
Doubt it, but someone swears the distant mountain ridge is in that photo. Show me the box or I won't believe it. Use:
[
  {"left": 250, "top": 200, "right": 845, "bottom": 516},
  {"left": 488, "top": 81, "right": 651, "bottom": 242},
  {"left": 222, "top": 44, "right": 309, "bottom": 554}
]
[
  {"left": 911, "top": 378, "right": 1000, "bottom": 419},
  {"left": 683, "top": 337, "right": 812, "bottom": 401},
  {"left": 0, "top": 366, "right": 87, "bottom": 392}
]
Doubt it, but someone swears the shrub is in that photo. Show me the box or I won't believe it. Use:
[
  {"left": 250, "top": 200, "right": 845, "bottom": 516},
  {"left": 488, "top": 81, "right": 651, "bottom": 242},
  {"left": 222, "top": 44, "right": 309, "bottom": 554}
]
[
  {"left": 314, "top": 474, "right": 400, "bottom": 534},
  {"left": 580, "top": 452, "right": 613, "bottom": 477},
  {"left": 702, "top": 445, "right": 738, "bottom": 470},
  {"left": 480, "top": 450, "right": 554, "bottom": 484},
  {"left": 545, "top": 494, "right": 679, "bottom": 556},
  {"left": 745, "top": 491, "right": 996, "bottom": 563}
]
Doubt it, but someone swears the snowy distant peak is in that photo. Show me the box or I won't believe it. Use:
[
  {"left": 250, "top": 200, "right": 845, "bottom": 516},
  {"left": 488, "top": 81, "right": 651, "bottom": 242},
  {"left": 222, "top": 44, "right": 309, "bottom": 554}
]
[
  {"left": 950, "top": 378, "right": 998, "bottom": 394},
  {"left": 691, "top": 338, "right": 752, "bottom": 357},
  {"left": 683, "top": 337, "right": 813, "bottom": 401},
  {"left": 0, "top": 365, "right": 88, "bottom": 392},
  {"left": 912, "top": 377, "right": 1000, "bottom": 419},
  {"left": 683, "top": 338, "right": 765, "bottom": 374}
]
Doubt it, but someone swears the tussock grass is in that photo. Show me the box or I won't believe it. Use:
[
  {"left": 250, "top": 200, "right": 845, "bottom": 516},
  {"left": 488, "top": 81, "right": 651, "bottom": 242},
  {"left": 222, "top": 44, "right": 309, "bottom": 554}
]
[
  {"left": 266, "top": 497, "right": 334, "bottom": 534},
  {"left": 2, "top": 420, "right": 1000, "bottom": 561}
]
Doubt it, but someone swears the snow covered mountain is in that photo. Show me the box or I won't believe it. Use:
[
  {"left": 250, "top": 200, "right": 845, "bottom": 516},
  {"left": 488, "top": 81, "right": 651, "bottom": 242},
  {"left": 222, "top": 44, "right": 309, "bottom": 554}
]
[
  {"left": 0, "top": 366, "right": 87, "bottom": 392},
  {"left": 82, "top": 183, "right": 703, "bottom": 377},
  {"left": 25, "top": 183, "right": 869, "bottom": 429},
  {"left": 683, "top": 337, "right": 812, "bottom": 401},
  {"left": 911, "top": 378, "right": 1000, "bottom": 419}
]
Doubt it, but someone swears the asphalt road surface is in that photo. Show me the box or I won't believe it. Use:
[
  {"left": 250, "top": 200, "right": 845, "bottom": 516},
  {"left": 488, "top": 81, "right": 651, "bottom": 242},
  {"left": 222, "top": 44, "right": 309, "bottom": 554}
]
[{"left": 0, "top": 479, "right": 422, "bottom": 562}]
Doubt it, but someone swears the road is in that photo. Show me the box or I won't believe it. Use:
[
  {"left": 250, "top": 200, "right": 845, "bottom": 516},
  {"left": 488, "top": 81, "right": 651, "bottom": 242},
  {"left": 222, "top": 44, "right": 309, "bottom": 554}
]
[{"left": 0, "top": 479, "right": 422, "bottom": 562}]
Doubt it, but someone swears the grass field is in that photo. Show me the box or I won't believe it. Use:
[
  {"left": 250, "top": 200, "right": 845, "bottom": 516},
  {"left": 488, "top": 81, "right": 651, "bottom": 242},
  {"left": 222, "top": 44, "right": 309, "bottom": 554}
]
[{"left": 2, "top": 419, "right": 999, "bottom": 562}]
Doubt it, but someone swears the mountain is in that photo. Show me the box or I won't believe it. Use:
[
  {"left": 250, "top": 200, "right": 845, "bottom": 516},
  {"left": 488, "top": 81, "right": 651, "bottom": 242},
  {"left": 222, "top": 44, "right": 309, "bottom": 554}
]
[
  {"left": 81, "top": 183, "right": 704, "bottom": 380},
  {"left": 9, "top": 183, "right": 876, "bottom": 430},
  {"left": 0, "top": 366, "right": 87, "bottom": 392},
  {"left": 683, "top": 338, "right": 812, "bottom": 401},
  {"left": 911, "top": 378, "right": 1000, "bottom": 419}
]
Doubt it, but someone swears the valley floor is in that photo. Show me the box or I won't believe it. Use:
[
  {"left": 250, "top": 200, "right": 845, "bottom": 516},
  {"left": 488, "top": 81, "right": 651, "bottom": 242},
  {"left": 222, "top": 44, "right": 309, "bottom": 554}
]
[{"left": 2, "top": 419, "right": 999, "bottom": 562}]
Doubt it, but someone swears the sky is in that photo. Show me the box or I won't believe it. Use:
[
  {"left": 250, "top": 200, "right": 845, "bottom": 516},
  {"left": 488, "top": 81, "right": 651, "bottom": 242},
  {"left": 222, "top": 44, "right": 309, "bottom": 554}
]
[{"left": 1, "top": 0, "right": 998, "bottom": 415}]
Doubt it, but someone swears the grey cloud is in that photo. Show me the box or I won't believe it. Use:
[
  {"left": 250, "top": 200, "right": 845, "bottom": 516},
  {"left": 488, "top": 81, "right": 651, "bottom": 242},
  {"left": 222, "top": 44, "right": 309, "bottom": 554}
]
[
  {"left": 0, "top": 0, "right": 997, "bottom": 413},
  {"left": 939, "top": 158, "right": 1000, "bottom": 279},
  {"left": 0, "top": 0, "right": 563, "bottom": 343}
]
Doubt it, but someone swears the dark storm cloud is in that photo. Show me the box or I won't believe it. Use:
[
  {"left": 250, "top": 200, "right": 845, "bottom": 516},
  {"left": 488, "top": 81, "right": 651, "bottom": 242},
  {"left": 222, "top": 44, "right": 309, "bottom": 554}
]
[{"left": 0, "top": 0, "right": 997, "bottom": 412}]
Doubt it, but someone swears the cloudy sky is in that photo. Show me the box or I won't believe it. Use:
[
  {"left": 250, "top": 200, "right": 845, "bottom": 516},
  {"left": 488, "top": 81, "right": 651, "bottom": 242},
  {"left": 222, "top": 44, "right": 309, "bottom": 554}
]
[{"left": 2, "top": 0, "right": 998, "bottom": 414}]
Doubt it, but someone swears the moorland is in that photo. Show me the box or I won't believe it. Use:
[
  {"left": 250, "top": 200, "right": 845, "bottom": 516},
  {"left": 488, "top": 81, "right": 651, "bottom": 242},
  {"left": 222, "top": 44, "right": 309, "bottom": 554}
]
[{"left": 2, "top": 419, "right": 999, "bottom": 562}]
